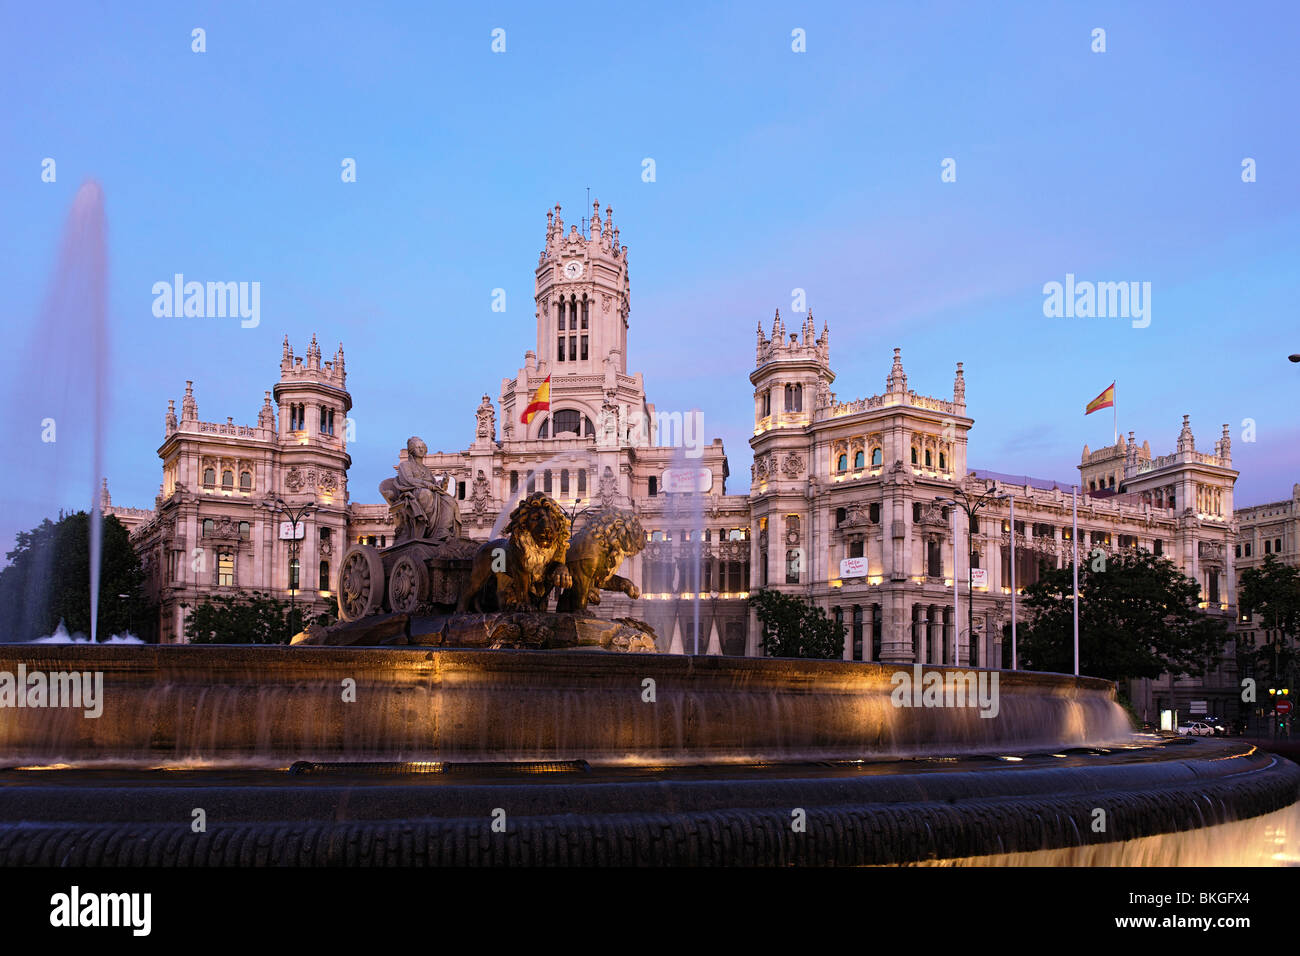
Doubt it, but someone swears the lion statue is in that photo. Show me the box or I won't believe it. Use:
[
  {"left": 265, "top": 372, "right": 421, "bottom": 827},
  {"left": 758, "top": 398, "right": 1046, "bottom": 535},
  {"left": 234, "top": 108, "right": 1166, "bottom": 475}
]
[
  {"left": 556, "top": 508, "right": 646, "bottom": 613},
  {"left": 456, "top": 492, "right": 573, "bottom": 613}
]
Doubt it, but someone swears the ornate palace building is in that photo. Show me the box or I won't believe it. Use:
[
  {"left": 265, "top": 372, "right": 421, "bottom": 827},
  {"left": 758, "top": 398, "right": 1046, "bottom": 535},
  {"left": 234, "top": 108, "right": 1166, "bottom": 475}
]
[{"left": 113, "top": 200, "right": 1246, "bottom": 718}]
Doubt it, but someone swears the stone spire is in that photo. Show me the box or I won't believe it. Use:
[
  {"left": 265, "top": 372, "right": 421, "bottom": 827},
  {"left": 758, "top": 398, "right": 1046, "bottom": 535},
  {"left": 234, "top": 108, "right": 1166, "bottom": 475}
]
[
  {"left": 165, "top": 398, "right": 177, "bottom": 434},
  {"left": 281, "top": 335, "right": 293, "bottom": 372},
  {"left": 1217, "top": 423, "right": 1231, "bottom": 465},
  {"left": 771, "top": 309, "right": 784, "bottom": 342},
  {"left": 590, "top": 199, "right": 603, "bottom": 240},
  {"left": 886, "top": 348, "right": 907, "bottom": 395},
  {"left": 100, "top": 477, "right": 111, "bottom": 511},
  {"left": 818, "top": 317, "right": 829, "bottom": 351},
  {"left": 258, "top": 390, "right": 275, "bottom": 429},
  {"left": 334, "top": 342, "right": 346, "bottom": 384},
  {"left": 953, "top": 362, "right": 965, "bottom": 405},
  {"left": 182, "top": 381, "right": 197, "bottom": 421},
  {"left": 306, "top": 333, "right": 321, "bottom": 370},
  {"left": 1126, "top": 430, "right": 1138, "bottom": 472},
  {"left": 1177, "top": 414, "right": 1195, "bottom": 453}
]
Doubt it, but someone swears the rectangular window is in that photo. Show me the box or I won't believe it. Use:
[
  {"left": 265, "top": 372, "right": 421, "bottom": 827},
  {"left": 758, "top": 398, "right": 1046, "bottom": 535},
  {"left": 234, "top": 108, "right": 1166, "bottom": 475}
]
[
  {"left": 1265, "top": 540, "right": 1272, "bottom": 554},
  {"left": 1154, "top": 539, "right": 1163, "bottom": 556},
  {"left": 288, "top": 558, "right": 299, "bottom": 591},
  {"left": 557, "top": 338, "right": 565, "bottom": 362},
  {"left": 581, "top": 336, "right": 588, "bottom": 361},
  {"left": 1208, "top": 573, "right": 1220, "bottom": 604},
  {"left": 849, "top": 540, "right": 864, "bottom": 559},
  {"left": 569, "top": 336, "right": 577, "bottom": 360}
]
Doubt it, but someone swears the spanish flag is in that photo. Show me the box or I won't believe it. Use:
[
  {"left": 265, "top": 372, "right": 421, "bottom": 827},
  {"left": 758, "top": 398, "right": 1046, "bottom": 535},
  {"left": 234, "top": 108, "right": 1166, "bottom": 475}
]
[
  {"left": 520, "top": 375, "right": 551, "bottom": 425},
  {"left": 1085, "top": 382, "right": 1115, "bottom": 415}
]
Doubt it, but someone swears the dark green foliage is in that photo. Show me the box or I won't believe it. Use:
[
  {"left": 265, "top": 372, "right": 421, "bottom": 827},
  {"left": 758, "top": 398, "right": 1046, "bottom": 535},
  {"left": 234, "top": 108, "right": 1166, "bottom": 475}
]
[
  {"left": 1019, "top": 548, "right": 1227, "bottom": 682},
  {"left": 1238, "top": 553, "right": 1300, "bottom": 688},
  {"left": 0, "top": 510, "right": 146, "bottom": 642},
  {"left": 185, "top": 591, "right": 338, "bottom": 645},
  {"left": 748, "top": 588, "right": 845, "bottom": 659}
]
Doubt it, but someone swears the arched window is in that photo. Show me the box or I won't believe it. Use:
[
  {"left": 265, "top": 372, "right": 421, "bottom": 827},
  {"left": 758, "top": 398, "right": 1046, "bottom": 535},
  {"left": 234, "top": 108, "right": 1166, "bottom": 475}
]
[
  {"left": 924, "top": 450, "right": 932, "bottom": 468},
  {"left": 853, "top": 450, "right": 864, "bottom": 469},
  {"left": 288, "top": 558, "right": 300, "bottom": 591},
  {"left": 582, "top": 415, "right": 594, "bottom": 436},
  {"left": 557, "top": 297, "right": 566, "bottom": 331},
  {"left": 577, "top": 469, "right": 587, "bottom": 494},
  {"left": 544, "top": 470, "right": 553, "bottom": 494},
  {"left": 538, "top": 418, "right": 550, "bottom": 438},
  {"left": 871, "top": 447, "right": 882, "bottom": 466},
  {"left": 319, "top": 561, "right": 330, "bottom": 591},
  {"left": 553, "top": 409, "right": 582, "bottom": 436},
  {"left": 560, "top": 469, "right": 570, "bottom": 495},
  {"left": 202, "top": 518, "right": 214, "bottom": 535},
  {"left": 203, "top": 468, "right": 216, "bottom": 487},
  {"left": 911, "top": 447, "right": 918, "bottom": 465},
  {"left": 239, "top": 471, "right": 252, "bottom": 490},
  {"left": 939, "top": 453, "right": 946, "bottom": 470},
  {"left": 222, "top": 470, "right": 234, "bottom": 488},
  {"left": 836, "top": 453, "right": 848, "bottom": 472},
  {"left": 510, "top": 471, "right": 518, "bottom": 493},
  {"left": 238, "top": 521, "right": 250, "bottom": 539},
  {"left": 581, "top": 294, "right": 589, "bottom": 329}
]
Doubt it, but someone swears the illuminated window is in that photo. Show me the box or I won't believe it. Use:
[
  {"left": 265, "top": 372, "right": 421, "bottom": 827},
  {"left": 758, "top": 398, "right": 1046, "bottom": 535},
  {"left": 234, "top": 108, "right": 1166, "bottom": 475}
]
[
  {"left": 853, "top": 450, "right": 864, "bottom": 469},
  {"left": 217, "top": 552, "right": 234, "bottom": 586},
  {"left": 837, "top": 454, "right": 848, "bottom": 472},
  {"left": 288, "top": 558, "right": 300, "bottom": 591},
  {"left": 871, "top": 447, "right": 882, "bottom": 466}
]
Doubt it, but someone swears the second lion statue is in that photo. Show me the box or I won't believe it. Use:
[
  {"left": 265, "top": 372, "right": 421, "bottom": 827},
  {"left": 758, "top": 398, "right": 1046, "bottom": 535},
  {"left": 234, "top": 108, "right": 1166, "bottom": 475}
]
[{"left": 557, "top": 508, "right": 645, "bottom": 613}]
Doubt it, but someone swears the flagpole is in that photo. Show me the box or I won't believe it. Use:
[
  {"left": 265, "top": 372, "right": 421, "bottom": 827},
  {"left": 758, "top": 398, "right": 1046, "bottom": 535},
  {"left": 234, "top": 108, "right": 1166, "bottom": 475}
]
[{"left": 1113, "top": 379, "right": 1117, "bottom": 446}]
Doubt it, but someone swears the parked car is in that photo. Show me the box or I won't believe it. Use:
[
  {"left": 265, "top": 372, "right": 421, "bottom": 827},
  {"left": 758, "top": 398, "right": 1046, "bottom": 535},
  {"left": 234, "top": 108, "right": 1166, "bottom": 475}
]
[
  {"left": 1177, "top": 721, "right": 1216, "bottom": 737},
  {"left": 1199, "top": 716, "right": 1229, "bottom": 736}
]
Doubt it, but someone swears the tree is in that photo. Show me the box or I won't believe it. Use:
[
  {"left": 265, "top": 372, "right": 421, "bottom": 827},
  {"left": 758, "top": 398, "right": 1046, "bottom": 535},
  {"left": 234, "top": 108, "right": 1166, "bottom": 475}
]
[
  {"left": 185, "top": 591, "right": 337, "bottom": 645},
  {"left": 1238, "top": 554, "right": 1300, "bottom": 690},
  {"left": 0, "top": 510, "right": 146, "bottom": 642},
  {"left": 1019, "top": 548, "right": 1227, "bottom": 682},
  {"left": 748, "top": 589, "right": 845, "bottom": 659}
]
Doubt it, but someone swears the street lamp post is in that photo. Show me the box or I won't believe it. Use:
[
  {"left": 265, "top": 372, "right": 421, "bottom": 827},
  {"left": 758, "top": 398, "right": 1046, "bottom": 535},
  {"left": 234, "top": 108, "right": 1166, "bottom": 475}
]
[
  {"left": 261, "top": 497, "right": 314, "bottom": 642},
  {"left": 1072, "top": 484, "right": 1080, "bottom": 676},
  {"left": 935, "top": 482, "right": 1005, "bottom": 668}
]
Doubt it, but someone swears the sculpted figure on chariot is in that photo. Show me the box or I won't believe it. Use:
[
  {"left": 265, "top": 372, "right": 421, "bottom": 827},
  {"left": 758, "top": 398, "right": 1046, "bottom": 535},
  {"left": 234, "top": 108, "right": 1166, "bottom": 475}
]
[{"left": 379, "top": 436, "right": 462, "bottom": 544}]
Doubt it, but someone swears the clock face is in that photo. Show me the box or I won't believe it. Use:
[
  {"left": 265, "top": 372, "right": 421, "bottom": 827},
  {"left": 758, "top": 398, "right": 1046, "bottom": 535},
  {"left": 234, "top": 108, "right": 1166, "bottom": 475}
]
[{"left": 563, "top": 260, "right": 583, "bottom": 280}]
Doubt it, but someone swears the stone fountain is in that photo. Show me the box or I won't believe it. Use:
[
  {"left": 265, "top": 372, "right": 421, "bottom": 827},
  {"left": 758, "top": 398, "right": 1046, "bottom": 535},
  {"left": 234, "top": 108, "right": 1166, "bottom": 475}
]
[{"left": 0, "top": 437, "right": 1297, "bottom": 866}]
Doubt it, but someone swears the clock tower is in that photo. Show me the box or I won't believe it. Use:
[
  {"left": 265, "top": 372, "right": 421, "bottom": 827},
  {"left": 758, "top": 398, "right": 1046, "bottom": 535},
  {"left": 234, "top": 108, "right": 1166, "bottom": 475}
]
[
  {"left": 501, "top": 200, "right": 650, "bottom": 443},
  {"left": 534, "top": 201, "right": 630, "bottom": 375}
]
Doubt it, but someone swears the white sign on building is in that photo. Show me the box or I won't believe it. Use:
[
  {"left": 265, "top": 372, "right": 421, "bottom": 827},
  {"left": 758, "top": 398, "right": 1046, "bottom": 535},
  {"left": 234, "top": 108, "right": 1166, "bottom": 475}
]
[
  {"left": 278, "top": 521, "right": 306, "bottom": 540},
  {"left": 839, "top": 557, "right": 868, "bottom": 579},
  {"left": 970, "top": 568, "right": 988, "bottom": 589},
  {"left": 661, "top": 467, "right": 713, "bottom": 494}
]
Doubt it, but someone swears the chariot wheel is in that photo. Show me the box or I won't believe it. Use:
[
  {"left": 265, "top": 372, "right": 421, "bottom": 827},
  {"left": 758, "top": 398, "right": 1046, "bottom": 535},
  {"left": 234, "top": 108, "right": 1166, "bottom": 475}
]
[
  {"left": 337, "top": 545, "right": 385, "bottom": 622},
  {"left": 387, "top": 554, "right": 429, "bottom": 615}
]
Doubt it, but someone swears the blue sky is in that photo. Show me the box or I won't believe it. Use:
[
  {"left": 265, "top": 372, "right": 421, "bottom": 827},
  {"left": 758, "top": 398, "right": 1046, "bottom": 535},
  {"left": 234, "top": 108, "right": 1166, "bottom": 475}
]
[{"left": 2, "top": 0, "right": 1298, "bottom": 555}]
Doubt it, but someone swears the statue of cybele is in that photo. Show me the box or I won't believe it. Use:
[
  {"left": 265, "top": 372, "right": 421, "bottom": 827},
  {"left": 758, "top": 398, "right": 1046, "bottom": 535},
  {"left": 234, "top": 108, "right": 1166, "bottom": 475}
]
[{"left": 379, "top": 436, "right": 461, "bottom": 543}]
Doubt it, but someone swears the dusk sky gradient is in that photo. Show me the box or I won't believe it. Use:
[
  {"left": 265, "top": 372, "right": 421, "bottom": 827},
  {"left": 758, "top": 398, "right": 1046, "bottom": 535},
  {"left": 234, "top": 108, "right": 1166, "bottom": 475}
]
[{"left": 2, "top": 0, "right": 1298, "bottom": 557}]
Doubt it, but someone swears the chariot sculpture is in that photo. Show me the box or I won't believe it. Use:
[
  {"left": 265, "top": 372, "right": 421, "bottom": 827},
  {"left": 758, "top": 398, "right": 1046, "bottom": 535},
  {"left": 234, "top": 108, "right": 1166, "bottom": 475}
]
[{"left": 332, "top": 436, "right": 651, "bottom": 652}]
